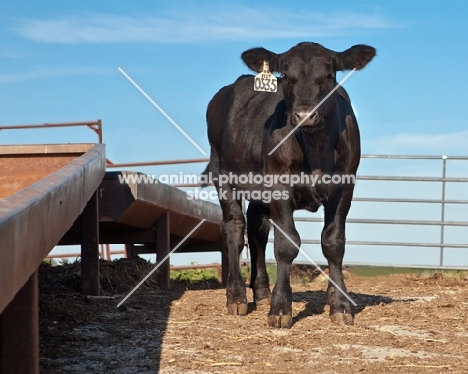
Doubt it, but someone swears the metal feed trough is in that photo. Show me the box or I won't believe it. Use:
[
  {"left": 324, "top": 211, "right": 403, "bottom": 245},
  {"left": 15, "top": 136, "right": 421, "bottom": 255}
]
[{"left": 0, "top": 143, "right": 224, "bottom": 374}]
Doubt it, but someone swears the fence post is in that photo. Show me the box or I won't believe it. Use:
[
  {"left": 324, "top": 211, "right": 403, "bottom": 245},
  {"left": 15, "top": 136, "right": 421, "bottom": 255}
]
[{"left": 439, "top": 156, "right": 447, "bottom": 267}]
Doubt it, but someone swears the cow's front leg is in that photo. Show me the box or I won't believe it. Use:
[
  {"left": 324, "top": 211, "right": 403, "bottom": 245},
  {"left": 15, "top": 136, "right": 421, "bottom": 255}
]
[
  {"left": 322, "top": 188, "right": 354, "bottom": 325},
  {"left": 220, "top": 191, "right": 248, "bottom": 316},
  {"left": 267, "top": 202, "right": 299, "bottom": 328}
]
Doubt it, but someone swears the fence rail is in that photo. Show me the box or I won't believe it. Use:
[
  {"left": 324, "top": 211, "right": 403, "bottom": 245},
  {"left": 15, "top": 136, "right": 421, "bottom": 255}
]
[
  {"left": 45, "top": 154, "right": 468, "bottom": 268},
  {"left": 11, "top": 121, "right": 460, "bottom": 268},
  {"left": 295, "top": 154, "right": 468, "bottom": 267},
  {"left": 0, "top": 120, "right": 103, "bottom": 143},
  {"left": 3, "top": 120, "right": 467, "bottom": 269}
]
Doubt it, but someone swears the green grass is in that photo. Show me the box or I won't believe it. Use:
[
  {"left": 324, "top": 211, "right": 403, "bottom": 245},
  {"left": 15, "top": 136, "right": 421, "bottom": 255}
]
[
  {"left": 242, "top": 264, "right": 278, "bottom": 284},
  {"left": 170, "top": 267, "right": 219, "bottom": 282},
  {"left": 169, "top": 263, "right": 278, "bottom": 283},
  {"left": 169, "top": 263, "right": 468, "bottom": 283},
  {"left": 349, "top": 266, "right": 468, "bottom": 278},
  {"left": 419, "top": 269, "right": 468, "bottom": 279},
  {"left": 348, "top": 266, "right": 426, "bottom": 277},
  {"left": 264, "top": 263, "right": 277, "bottom": 284}
]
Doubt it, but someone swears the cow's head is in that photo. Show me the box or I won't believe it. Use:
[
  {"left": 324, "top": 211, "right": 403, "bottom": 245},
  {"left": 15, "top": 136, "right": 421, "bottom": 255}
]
[{"left": 241, "top": 42, "right": 376, "bottom": 127}]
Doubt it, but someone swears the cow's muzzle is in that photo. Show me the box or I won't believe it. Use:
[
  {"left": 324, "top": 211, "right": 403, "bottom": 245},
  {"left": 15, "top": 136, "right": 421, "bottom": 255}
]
[{"left": 292, "top": 106, "right": 321, "bottom": 127}]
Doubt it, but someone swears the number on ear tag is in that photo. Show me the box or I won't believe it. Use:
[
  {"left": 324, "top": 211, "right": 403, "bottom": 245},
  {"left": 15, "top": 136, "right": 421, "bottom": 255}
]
[{"left": 254, "top": 61, "right": 277, "bottom": 93}]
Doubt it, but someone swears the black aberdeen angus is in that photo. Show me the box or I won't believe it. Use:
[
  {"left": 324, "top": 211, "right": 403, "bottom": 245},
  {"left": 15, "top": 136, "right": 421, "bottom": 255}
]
[{"left": 205, "top": 42, "right": 376, "bottom": 328}]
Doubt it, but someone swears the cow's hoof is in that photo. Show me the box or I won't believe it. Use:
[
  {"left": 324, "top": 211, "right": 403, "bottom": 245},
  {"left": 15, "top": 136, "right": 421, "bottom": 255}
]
[
  {"left": 267, "top": 314, "right": 293, "bottom": 329},
  {"left": 227, "top": 303, "right": 248, "bottom": 316},
  {"left": 330, "top": 313, "right": 354, "bottom": 326}
]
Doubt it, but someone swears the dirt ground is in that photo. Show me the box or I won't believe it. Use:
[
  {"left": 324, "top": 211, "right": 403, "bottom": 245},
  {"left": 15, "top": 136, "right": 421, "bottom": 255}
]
[{"left": 39, "top": 259, "right": 468, "bottom": 373}]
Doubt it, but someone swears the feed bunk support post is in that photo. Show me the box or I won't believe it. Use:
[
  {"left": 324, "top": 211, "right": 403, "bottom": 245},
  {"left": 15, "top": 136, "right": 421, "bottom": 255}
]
[
  {"left": 156, "top": 211, "right": 171, "bottom": 289},
  {"left": 0, "top": 272, "right": 39, "bottom": 374},
  {"left": 81, "top": 192, "right": 100, "bottom": 295}
]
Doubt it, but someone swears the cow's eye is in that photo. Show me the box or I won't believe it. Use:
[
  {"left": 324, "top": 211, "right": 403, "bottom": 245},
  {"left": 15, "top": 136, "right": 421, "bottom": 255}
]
[
  {"left": 281, "top": 73, "right": 293, "bottom": 84},
  {"left": 282, "top": 74, "right": 297, "bottom": 84},
  {"left": 327, "top": 73, "right": 335, "bottom": 81}
]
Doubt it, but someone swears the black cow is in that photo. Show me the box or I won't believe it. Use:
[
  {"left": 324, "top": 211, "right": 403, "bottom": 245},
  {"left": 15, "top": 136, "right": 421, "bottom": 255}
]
[{"left": 205, "top": 42, "right": 375, "bottom": 328}]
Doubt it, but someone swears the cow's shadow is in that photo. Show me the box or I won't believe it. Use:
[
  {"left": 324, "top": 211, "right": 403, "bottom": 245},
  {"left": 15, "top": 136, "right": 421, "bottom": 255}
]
[{"left": 291, "top": 290, "right": 394, "bottom": 324}]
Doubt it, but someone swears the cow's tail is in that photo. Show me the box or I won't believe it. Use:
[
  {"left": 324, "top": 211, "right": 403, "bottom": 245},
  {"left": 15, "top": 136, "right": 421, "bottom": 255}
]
[{"left": 200, "top": 163, "right": 210, "bottom": 188}]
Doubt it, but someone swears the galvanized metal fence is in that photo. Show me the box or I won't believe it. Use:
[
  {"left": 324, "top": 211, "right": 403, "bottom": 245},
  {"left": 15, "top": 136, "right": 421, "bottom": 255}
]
[
  {"left": 54, "top": 154, "right": 468, "bottom": 268},
  {"left": 106, "top": 153, "right": 468, "bottom": 269},
  {"left": 290, "top": 155, "right": 468, "bottom": 268}
]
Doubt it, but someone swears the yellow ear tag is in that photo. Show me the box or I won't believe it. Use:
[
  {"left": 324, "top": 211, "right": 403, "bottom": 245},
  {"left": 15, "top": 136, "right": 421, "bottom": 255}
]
[{"left": 254, "top": 61, "right": 277, "bottom": 93}]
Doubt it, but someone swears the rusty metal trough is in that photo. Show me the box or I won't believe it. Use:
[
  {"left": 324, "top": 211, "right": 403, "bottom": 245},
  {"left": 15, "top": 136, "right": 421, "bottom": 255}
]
[
  {"left": 0, "top": 143, "right": 106, "bottom": 373},
  {"left": 0, "top": 143, "right": 224, "bottom": 373}
]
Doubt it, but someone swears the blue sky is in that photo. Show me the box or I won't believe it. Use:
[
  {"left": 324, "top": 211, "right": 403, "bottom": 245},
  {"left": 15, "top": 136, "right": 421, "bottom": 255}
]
[{"left": 1, "top": 1, "right": 468, "bottom": 266}]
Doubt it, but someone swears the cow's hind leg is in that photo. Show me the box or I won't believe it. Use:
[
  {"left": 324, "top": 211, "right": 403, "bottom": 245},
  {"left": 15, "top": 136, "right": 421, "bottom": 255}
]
[
  {"left": 322, "top": 189, "right": 354, "bottom": 325},
  {"left": 247, "top": 201, "right": 271, "bottom": 307},
  {"left": 221, "top": 195, "right": 248, "bottom": 316}
]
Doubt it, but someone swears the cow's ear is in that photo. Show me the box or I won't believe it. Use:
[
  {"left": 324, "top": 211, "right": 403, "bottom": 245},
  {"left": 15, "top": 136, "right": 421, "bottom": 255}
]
[
  {"left": 241, "top": 47, "right": 280, "bottom": 73},
  {"left": 335, "top": 45, "right": 376, "bottom": 71}
]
